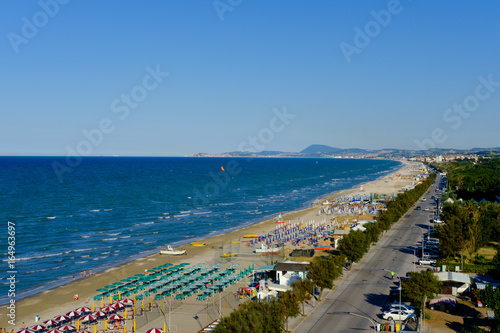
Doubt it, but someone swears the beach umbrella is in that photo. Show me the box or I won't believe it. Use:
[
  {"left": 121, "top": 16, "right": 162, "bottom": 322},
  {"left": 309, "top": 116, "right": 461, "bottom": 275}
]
[
  {"left": 43, "top": 320, "right": 59, "bottom": 328},
  {"left": 112, "top": 301, "right": 125, "bottom": 310},
  {"left": 53, "top": 316, "right": 71, "bottom": 323},
  {"left": 46, "top": 330, "right": 61, "bottom": 333},
  {"left": 17, "top": 330, "right": 34, "bottom": 333},
  {"left": 58, "top": 326, "right": 76, "bottom": 333},
  {"left": 101, "top": 306, "right": 116, "bottom": 313},
  {"left": 79, "top": 331, "right": 92, "bottom": 333},
  {"left": 108, "top": 314, "right": 124, "bottom": 321},
  {"left": 121, "top": 298, "right": 134, "bottom": 305},
  {"left": 66, "top": 311, "right": 80, "bottom": 319},
  {"left": 92, "top": 311, "right": 106, "bottom": 319},
  {"left": 75, "top": 307, "right": 92, "bottom": 314},
  {"left": 30, "top": 325, "right": 46, "bottom": 332},
  {"left": 80, "top": 315, "right": 96, "bottom": 324},
  {"left": 145, "top": 328, "right": 163, "bottom": 333},
  {"left": 96, "top": 288, "right": 108, "bottom": 292}
]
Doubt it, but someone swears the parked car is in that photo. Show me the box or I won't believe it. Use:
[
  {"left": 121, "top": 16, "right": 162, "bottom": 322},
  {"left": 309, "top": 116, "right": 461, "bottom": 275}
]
[
  {"left": 415, "top": 206, "right": 421, "bottom": 210},
  {"left": 419, "top": 258, "right": 436, "bottom": 265},
  {"left": 428, "top": 297, "right": 457, "bottom": 313},
  {"left": 422, "top": 252, "right": 440, "bottom": 259},
  {"left": 382, "top": 310, "right": 413, "bottom": 321},
  {"left": 390, "top": 302, "right": 415, "bottom": 314}
]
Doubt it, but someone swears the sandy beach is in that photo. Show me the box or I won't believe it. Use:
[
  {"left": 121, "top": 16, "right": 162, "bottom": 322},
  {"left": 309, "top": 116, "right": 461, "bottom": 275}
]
[{"left": 3, "top": 159, "right": 425, "bottom": 332}]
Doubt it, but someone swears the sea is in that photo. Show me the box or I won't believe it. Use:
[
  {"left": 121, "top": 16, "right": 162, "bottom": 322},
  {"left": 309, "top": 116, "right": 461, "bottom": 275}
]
[{"left": 0, "top": 156, "right": 401, "bottom": 304}]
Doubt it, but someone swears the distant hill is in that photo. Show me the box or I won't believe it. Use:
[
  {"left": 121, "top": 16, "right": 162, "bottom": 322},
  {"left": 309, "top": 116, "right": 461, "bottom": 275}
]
[{"left": 300, "top": 145, "right": 342, "bottom": 154}]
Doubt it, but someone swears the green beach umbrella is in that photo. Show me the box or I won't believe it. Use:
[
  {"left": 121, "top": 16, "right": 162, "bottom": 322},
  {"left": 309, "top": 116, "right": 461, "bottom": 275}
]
[{"left": 96, "top": 288, "right": 108, "bottom": 292}]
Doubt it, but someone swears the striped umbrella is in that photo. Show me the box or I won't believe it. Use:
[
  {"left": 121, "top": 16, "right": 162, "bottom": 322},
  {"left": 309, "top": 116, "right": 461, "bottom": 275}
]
[
  {"left": 57, "top": 326, "right": 76, "bottom": 333},
  {"left": 80, "top": 315, "right": 96, "bottom": 323},
  {"left": 65, "top": 311, "right": 80, "bottom": 319},
  {"left": 17, "top": 330, "right": 34, "bottom": 333},
  {"left": 91, "top": 311, "right": 106, "bottom": 319},
  {"left": 100, "top": 306, "right": 116, "bottom": 313},
  {"left": 46, "top": 330, "right": 61, "bottom": 333},
  {"left": 53, "top": 316, "right": 70, "bottom": 323},
  {"left": 120, "top": 298, "right": 134, "bottom": 305},
  {"left": 29, "top": 326, "right": 46, "bottom": 333},
  {"left": 145, "top": 329, "right": 163, "bottom": 333},
  {"left": 75, "top": 307, "right": 92, "bottom": 314},
  {"left": 43, "top": 320, "right": 59, "bottom": 328},
  {"left": 108, "top": 314, "right": 124, "bottom": 321},
  {"left": 111, "top": 302, "right": 125, "bottom": 310}
]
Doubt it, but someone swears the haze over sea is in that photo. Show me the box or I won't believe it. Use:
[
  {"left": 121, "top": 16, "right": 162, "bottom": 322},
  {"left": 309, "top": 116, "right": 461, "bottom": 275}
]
[{"left": 0, "top": 157, "right": 401, "bottom": 303}]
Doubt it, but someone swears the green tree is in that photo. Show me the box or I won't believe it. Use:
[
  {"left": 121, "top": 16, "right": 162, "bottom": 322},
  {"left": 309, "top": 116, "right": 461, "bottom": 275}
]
[
  {"left": 338, "top": 230, "right": 368, "bottom": 262},
  {"left": 278, "top": 290, "right": 301, "bottom": 331},
  {"left": 437, "top": 215, "right": 464, "bottom": 257},
  {"left": 401, "top": 270, "right": 442, "bottom": 309},
  {"left": 307, "top": 255, "right": 344, "bottom": 300},
  {"left": 291, "top": 278, "right": 313, "bottom": 315}
]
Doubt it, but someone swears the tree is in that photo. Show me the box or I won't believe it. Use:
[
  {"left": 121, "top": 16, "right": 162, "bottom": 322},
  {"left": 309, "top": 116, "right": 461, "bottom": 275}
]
[
  {"left": 214, "top": 298, "right": 286, "bottom": 333},
  {"left": 338, "top": 230, "right": 368, "bottom": 263},
  {"left": 437, "top": 215, "right": 464, "bottom": 257},
  {"left": 278, "top": 290, "right": 301, "bottom": 331},
  {"left": 307, "top": 255, "right": 344, "bottom": 300},
  {"left": 401, "top": 270, "right": 442, "bottom": 310},
  {"left": 291, "top": 278, "right": 313, "bottom": 315}
]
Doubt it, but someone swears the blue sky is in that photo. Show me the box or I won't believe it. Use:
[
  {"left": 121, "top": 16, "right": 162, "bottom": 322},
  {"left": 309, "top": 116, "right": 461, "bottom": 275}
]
[{"left": 1, "top": 0, "right": 499, "bottom": 156}]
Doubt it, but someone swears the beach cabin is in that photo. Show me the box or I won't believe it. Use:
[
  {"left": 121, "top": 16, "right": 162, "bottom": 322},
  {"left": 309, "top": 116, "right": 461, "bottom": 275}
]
[
  {"left": 273, "top": 261, "right": 309, "bottom": 286},
  {"left": 435, "top": 271, "right": 471, "bottom": 295}
]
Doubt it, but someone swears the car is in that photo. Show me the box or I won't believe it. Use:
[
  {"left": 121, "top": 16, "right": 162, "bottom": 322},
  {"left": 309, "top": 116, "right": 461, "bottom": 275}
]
[
  {"left": 424, "top": 207, "right": 430, "bottom": 211},
  {"left": 390, "top": 303, "right": 415, "bottom": 314},
  {"left": 422, "top": 252, "right": 440, "bottom": 259},
  {"left": 419, "top": 258, "right": 436, "bottom": 265},
  {"left": 382, "top": 310, "right": 413, "bottom": 321},
  {"left": 428, "top": 297, "right": 457, "bottom": 313},
  {"left": 422, "top": 198, "right": 427, "bottom": 201},
  {"left": 415, "top": 206, "right": 421, "bottom": 210}
]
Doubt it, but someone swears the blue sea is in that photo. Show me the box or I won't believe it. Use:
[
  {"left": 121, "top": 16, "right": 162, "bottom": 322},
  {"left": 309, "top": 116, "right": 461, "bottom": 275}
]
[{"left": 0, "top": 156, "right": 401, "bottom": 304}]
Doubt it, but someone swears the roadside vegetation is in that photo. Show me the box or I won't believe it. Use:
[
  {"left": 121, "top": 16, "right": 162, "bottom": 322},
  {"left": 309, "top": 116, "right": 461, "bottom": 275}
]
[{"left": 432, "top": 158, "right": 500, "bottom": 332}]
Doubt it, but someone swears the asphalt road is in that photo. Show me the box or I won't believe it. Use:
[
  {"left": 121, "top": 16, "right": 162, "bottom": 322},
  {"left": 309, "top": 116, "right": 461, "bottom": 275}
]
[{"left": 293, "top": 175, "right": 443, "bottom": 332}]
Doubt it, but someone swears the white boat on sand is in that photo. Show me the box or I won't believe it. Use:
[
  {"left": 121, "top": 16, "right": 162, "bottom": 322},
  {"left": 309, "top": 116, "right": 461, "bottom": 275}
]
[
  {"left": 254, "top": 243, "right": 281, "bottom": 254},
  {"left": 160, "top": 245, "right": 186, "bottom": 255}
]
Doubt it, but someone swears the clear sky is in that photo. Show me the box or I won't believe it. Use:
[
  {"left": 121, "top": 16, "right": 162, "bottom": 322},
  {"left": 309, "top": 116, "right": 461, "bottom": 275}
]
[{"left": 1, "top": 0, "right": 499, "bottom": 156}]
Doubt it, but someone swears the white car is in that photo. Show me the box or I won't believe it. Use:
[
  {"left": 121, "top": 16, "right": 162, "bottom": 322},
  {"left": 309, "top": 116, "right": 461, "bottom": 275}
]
[
  {"left": 419, "top": 258, "right": 436, "bottom": 265},
  {"left": 382, "top": 310, "right": 413, "bottom": 321},
  {"left": 390, "top": 303, "right": 415, "bottom": 314}
]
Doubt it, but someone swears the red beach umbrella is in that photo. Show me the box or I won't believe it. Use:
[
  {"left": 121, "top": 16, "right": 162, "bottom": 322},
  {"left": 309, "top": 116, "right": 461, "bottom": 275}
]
[
  {"left": 120, "top": 298, "right": 134, "bottom": 305},
  {"left": 92, "top": 311, "right": 106, "bottom": 318},
  {"left": 46, "top": 330, "right": 61, "bottom": 333},
  {"left": 80, "top": 315, "right": 96, "bottom": 323},
  {"left": 100, "top": 306, "right": 116, "bottom": 313},
  {"left": 43, "top": 320, "right": 59, "bottom": 328},
  {"left": 111, "top": 302, "right": 125, "bottom": 310},
  {"left": 79, "top": 331, "right": 92, "bottom": 333},
  {"left": 53, "top": 315, "right": 71, "bottom": 323},
  {"left": 75, "top": 307, "right": 92, "bottom": 314},
  {"left": 107, "top": 314, "right": 124, "bottom": 321},
  {"left": 30, "top": 325, "right": 46, "bottom": 332},
  {"left": 65, "top": 311, "right": 80, "bottom": 319},
  {"left": 58, "top": 326, "right": 76, "bottom": 333},
  {"left": 146, "top": 329, "right": 163, "bottom": 333},
  {"left": 17, "top": 330, "right": 34, "bottom": 333}
]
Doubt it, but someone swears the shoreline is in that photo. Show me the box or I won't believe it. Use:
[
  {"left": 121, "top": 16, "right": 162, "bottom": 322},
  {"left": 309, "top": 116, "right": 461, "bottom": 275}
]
[
  {"left": 4, "top": 159, "right": 421, "bottom": 329},
  {"left": 4, "top": 160, "right": 402, "bottom": 305}
]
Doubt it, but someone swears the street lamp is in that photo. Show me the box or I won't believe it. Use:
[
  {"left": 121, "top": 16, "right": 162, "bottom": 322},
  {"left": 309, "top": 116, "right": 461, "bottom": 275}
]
[
  {"left": 345, "top": 312, "right": 377, "bottom": 332},
  {"left": 382, "top": 269, "right": 402, "bottom": 332}
]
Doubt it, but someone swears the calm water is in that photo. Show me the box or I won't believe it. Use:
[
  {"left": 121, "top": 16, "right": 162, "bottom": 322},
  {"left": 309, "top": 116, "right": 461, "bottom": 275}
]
[{"left": 0, "top": 156, "right": 401, "bottom": 303}]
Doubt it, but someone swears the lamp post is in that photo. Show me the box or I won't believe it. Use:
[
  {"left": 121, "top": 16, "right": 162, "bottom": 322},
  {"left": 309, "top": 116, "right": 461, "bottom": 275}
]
[
  {"left": 383, "top": 269, "right": 402, "bottom": 332},
  {"left": 345, "top": 312, "right": 377, "bottom": 332}
]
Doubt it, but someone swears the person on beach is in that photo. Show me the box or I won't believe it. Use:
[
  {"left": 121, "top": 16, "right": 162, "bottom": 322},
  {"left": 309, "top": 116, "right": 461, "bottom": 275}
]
[
  {"left": 22, "top": 323, "right": 25, "bottom": 329},
  {"left": 83, "top": 270, "right": 87, "bottom": 278},
  {"left": 89, "top": 269, "right": 92, "bottom": 276}
]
